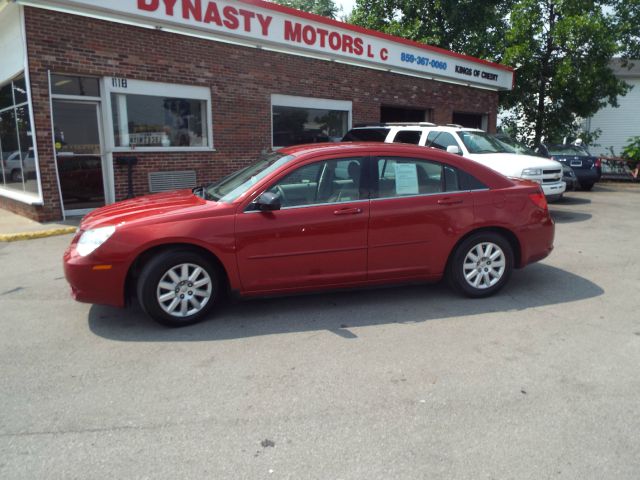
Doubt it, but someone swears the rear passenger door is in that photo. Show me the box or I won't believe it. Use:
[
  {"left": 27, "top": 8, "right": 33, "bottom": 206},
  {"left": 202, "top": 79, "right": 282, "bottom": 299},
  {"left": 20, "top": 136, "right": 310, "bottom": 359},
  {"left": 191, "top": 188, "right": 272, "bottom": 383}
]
[{"left": 367, "top": 155, "right": 474, "bottom": 280}]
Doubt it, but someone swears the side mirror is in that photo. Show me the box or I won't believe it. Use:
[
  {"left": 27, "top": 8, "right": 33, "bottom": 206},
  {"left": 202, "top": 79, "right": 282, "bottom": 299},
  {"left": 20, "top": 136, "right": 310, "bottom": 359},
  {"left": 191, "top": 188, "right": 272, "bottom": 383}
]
[
  {"left": 255, "top": 191, "right": 281, "bottom": 211},
  {"left": 446, "top": 145, "right": 461, "bottom": 155}
]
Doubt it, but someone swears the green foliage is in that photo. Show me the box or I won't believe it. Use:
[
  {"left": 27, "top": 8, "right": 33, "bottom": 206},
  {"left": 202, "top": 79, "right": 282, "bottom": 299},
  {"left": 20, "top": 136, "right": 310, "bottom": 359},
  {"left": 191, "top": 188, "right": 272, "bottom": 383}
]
[
  {"left": 350, "top": 0, "right": 512, "bottom": 59},
  {"left": 273, "top": 0, "right": 338, "bottom": 19},
  {"left": 621, "top": 136, "right": 640, "bottom": 167},
  {"left": 612, "top": 0, "right": 640, "bottom": 59},
  {"left": 500, "top": 0, "right": 632, "bottom": 145}
]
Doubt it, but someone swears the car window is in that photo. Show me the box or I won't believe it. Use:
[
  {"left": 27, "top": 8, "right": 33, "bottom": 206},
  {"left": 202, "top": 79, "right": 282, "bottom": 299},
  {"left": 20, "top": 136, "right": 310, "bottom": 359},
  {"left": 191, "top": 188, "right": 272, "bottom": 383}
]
[
  {"left": 342, "top": 128, "right": 390, "bottom": 142},
  {"left": 426, "top": 131, "right": 459, "bottom": 151},
  {"left": 456, "top": 131, "right": 512, "bottom": 154},
  {"left": 375, "top": 157, "right": 443, "bottom": 198},
  {"left": 393, "top": 130, "right": 422, "bottom": 145},
  {"left": 459, "top": 170, "right": 488, "bottom": 190},
  {"left": 267, "top": 157, "right": 365, "bottom": 208},
  {"left": 547, "top": 145, "right": 590, "bottom": 156}
]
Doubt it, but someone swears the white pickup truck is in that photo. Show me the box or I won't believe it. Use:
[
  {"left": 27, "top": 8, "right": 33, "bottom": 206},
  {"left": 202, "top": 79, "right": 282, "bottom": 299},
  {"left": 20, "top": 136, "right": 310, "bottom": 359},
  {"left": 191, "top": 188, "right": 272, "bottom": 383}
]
[{"left": 343, "top": 123, "right": 566, "bottom": 201}]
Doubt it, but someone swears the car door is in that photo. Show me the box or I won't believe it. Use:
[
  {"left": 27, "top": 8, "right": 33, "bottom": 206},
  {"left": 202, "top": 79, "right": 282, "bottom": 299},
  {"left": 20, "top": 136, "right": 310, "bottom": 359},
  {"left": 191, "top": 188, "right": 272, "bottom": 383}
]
[
  {"left": 235, "top": 156, "right": 370, "bottom": 293},
  {"left": 368, "top": 155, "right": 474, "bottom": 281}
]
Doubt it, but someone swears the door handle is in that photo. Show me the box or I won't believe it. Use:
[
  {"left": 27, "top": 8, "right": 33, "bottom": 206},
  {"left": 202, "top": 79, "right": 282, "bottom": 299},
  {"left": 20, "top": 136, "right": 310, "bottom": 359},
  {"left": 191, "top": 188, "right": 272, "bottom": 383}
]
[
  {"left": 437, "top": 198, "right": 463, "bottom": 206},
  {"left": 333, "top": 207, "right": 363, "bottom": 215}
]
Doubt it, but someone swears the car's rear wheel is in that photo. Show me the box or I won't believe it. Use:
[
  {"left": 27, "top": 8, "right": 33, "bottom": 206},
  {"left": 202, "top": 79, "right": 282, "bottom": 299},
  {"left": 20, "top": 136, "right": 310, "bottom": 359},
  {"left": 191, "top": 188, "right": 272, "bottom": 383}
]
[
  {"left": 447, "top": 232, "right": 514, "bottom": 298},
  {"left": 137, "top": 249, "right": 220, "bottom": 327}
]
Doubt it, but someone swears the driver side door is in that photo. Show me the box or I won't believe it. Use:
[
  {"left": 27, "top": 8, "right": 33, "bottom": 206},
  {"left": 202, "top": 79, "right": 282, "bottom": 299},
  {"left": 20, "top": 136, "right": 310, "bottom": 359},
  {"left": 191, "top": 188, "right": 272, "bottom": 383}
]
[{"left": 235, "top": 156, "right": 370, "bottom": 293}]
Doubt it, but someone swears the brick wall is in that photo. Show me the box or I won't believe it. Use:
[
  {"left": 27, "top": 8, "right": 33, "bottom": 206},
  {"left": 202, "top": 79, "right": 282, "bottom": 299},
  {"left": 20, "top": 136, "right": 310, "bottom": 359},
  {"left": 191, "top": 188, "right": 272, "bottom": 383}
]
[{"left": 17, "top": 6, "right": 498, "bottom": 222}]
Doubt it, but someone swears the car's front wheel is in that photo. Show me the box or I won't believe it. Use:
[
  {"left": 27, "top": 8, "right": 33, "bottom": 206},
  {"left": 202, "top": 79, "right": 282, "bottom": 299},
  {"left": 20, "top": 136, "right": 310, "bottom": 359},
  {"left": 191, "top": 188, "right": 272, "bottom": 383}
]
[
  {"left": 137, "top": 249, "right": 220, "bottom": 327},
  {"left": 447, "top": 232, "right": 514, "bottom": 298}
]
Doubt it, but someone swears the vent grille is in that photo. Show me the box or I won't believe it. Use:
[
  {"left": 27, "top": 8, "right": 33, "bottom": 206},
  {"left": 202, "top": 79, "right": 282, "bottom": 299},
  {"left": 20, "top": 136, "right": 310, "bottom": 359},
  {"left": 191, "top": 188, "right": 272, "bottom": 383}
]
[{"left": 148, "top": 170, "right": 197, "bottom": 193}]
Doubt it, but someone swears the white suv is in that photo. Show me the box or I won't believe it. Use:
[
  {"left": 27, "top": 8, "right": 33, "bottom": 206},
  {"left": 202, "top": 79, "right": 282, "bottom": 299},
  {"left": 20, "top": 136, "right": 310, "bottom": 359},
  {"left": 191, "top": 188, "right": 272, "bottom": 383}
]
[{"left": 343, "top": 123, "right": 566, "bottom": 200}]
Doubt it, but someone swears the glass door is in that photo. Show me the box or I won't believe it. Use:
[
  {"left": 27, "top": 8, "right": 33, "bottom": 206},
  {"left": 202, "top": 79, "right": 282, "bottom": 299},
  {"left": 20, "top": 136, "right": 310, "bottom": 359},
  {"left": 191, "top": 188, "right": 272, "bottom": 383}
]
[{"left": 52, "top": 100, "right": 106, "bottom": 214}]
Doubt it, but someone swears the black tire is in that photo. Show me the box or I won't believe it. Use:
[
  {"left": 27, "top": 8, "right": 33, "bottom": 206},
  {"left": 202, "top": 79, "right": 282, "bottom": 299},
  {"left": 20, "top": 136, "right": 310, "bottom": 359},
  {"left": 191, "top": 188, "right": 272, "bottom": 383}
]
[
  {"left": 447, "top": 232, "right": 514, "bottom": 298},
  {"left": 137, "top": 249, "right": 220, "bottom": 327},
  {"left": 581, "top": 183, "right": 594, "bottom": 191}
]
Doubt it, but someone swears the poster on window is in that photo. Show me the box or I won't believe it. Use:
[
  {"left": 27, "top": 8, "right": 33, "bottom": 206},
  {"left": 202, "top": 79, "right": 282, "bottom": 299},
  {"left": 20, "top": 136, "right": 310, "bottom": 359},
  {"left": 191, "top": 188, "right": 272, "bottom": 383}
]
[{"left": 394, "top": 163, "right": 419, "bottom": 195}]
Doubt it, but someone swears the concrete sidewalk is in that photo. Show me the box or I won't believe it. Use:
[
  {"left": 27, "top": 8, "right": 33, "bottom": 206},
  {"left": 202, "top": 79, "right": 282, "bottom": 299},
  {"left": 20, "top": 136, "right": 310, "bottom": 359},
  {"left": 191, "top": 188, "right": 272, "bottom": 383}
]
[{"left": 0, "top": 209, "right": 79, "bottom": 241}]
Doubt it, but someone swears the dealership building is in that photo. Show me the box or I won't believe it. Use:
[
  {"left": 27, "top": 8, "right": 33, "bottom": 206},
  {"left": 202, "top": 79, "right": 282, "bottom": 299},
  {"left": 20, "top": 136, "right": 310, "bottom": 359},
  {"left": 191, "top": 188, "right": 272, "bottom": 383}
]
[{"left": 0, "top": 0, "right": 514, "bottom": 221}]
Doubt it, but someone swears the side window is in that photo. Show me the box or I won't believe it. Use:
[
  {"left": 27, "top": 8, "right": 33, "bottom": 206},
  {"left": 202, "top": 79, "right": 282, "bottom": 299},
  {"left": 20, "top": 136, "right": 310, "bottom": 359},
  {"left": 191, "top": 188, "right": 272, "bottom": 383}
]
[
  {"left": 426, "top": 131, "right": 459, "bottom": 151},
  {"left": 393, "top": 130, "right": 422, "bottom": 145},
  {"left": 267, "top": 157, "right": 364, "bottom": 208},
  {"left": 444, "top": 166, "right": 460, "bottom": 191},
  {"left": 376, "top": 157, "right": 443, "bottom": 198},
  {"left": 459, "top": 170, "right": 488, "bottom": 190}
]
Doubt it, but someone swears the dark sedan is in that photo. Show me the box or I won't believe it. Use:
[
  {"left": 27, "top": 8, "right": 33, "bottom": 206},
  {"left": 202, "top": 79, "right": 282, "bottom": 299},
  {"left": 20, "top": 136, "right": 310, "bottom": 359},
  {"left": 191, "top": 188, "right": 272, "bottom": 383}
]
[{"left": 537, "top": 144, "right": 602, "bottom": 191}]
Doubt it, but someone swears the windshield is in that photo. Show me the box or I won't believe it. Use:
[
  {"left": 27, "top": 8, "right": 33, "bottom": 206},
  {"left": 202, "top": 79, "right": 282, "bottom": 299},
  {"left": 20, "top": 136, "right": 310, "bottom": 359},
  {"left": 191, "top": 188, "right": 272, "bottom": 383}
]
[
  {"left": 492, "top": 135, "right": 539, "bottom": 156},
  {"left": 547, "top": 145, "right": 590, "bottom": 157},
  {"left": 457, "top": 131, "right": 514, "bottom": 154},
  {"left": 206, "top": 151, "right": 295, "bottom": 202}
]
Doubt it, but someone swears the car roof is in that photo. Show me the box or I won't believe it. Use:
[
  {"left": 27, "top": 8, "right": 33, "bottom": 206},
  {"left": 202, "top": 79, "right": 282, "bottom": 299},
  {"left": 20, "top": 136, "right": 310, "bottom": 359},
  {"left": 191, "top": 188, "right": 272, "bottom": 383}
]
[{"left": 348, "top": 124, "right": 484, "bottom": 133}]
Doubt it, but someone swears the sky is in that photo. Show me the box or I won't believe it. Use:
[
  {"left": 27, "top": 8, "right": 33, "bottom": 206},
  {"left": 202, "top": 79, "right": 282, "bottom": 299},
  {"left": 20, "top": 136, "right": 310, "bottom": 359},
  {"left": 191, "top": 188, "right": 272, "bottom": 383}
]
[{"left": 335, "top": 0, "right": 357, "bottom": 17}]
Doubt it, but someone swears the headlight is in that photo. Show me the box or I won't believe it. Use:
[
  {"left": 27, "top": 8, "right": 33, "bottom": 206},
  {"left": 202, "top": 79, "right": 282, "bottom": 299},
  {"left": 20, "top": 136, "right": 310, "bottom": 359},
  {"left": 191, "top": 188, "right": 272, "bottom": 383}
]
[
  {"left": 76, "top": 226, "right": 116, "bottom": 257},
  {"left": 522, "top": 168, "right": 542, "bottom": 176}
]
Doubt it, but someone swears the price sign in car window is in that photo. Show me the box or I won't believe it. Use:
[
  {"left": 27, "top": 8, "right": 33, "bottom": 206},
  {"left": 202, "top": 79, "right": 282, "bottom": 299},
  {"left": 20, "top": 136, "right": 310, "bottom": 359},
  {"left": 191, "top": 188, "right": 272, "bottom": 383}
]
[{"left": 394, "top": 163, "right": 419, "bottom": 195}]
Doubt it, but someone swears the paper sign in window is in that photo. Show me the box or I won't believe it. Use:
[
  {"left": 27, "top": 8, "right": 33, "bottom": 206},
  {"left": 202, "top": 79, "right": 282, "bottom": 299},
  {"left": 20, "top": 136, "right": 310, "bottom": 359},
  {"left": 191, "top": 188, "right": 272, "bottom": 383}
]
[{"left": 394, "top": 163, "right": 419, "bottom": 195}]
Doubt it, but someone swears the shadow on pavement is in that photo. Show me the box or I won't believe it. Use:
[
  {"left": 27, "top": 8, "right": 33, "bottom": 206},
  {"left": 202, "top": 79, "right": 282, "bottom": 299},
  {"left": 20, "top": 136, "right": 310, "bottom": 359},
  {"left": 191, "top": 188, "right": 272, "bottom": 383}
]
[
  {"left": 549, "top": 209, "right": 592, "bottom": 224},
  {"left": 556, "top": 195, "right": 592, "bottom": 205},
  {"left": 88, "top": 263, "right": 604, "bottom": 342}
]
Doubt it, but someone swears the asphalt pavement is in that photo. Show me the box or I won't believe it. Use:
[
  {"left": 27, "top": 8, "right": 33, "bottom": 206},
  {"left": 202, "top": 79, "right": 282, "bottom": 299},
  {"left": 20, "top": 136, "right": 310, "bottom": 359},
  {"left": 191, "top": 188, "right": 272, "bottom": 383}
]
[{"left": 1, "top": 184, "right": 639, "bottom": 479}]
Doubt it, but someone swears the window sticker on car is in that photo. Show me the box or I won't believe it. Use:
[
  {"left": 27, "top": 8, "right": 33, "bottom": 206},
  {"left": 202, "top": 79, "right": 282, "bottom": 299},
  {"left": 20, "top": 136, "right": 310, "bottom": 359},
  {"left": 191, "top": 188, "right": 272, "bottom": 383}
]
[{"left": 395, "top": 163, "right": 419, "bottom": 195}]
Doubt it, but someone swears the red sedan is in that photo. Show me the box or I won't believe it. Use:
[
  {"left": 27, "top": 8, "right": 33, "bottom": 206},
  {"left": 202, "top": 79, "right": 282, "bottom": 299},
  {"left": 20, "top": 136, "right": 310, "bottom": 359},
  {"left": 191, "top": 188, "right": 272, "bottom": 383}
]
[{"left": 64, "top": 143, "right": 554, "bottom": 327}]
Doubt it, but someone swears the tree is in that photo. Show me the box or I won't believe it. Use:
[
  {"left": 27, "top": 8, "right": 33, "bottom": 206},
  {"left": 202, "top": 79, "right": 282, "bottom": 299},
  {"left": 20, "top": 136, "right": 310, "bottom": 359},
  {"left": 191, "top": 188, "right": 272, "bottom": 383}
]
[
  {"left": 501, "top": 0, "right": 633, "bottom": 145},
  {"left": 272, "top": 0, "right": 338, "bottom": 19},
  {"left": 349, "top": 0, "right": 512, "bottom": 60}
]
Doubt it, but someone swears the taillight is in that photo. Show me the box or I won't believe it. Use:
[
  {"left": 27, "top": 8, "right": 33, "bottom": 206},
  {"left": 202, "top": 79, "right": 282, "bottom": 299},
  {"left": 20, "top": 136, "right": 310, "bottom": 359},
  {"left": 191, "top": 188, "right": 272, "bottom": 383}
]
[
  {"left": 595, "top": 158, "right": 602, "bottom": 168},
  {"left": 528, "top": 192, "right": 548, "bottom": 211}
]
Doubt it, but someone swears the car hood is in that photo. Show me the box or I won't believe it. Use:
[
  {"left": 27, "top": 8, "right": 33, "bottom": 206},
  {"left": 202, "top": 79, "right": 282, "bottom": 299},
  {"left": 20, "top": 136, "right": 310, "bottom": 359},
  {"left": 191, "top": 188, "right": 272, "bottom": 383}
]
[
  {"left": 465, "top": 153, "right": 562, "bottom": 175},
  {"left": 80, "top": 189, "right": 213, "bottom": 230}
]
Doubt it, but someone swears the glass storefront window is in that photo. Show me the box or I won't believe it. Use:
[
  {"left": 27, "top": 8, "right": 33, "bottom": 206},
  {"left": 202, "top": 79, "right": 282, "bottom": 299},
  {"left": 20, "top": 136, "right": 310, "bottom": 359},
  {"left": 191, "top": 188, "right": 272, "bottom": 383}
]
[
  {"left": 111, "top": 93, "right": 208, "bottom": 148},
  {"left": 0, "top": 73, "right": 38, "bottom": 196},
  {"left": 270, "top": 95, "right": 351, "bottom": 149},
  {"left": 51, "top": 74, "right": 100, "bottom": 97}
]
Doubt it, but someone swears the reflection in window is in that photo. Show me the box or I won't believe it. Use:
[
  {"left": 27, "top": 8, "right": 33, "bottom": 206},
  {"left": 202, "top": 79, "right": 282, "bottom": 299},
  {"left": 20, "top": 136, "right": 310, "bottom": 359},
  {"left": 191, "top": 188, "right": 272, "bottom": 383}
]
[
  {"left": 111, "top": 93, "right": 207, "bottom": 148},
  {"left": 0, "top": 74, "right": 37, "bottom": 195},
  {"left": 272, "top": 106, "right": 349, "bottom": 147},
  {"left": 51, "top": 74, "right": 100, "bottom": 97}
]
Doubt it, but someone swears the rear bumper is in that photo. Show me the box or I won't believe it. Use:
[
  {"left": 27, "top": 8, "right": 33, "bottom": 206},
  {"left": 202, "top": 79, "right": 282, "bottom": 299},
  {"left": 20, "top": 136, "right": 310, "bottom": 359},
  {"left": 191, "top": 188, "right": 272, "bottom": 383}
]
[
  {"left": 518, "top": 214, "right": 555, "bottom": 268},
  {"left": 575, "top": 170, "right": 599, "bottom": 185},
  {"left": 63, "top": 247, "right": 128, "bottom": 308}
]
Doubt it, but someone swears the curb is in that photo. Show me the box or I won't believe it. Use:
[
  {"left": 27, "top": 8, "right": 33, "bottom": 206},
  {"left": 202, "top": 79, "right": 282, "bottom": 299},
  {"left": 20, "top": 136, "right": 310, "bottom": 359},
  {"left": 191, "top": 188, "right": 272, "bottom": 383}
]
[{"left": 0, "top": 227, "right": 77, "bottom": 243}]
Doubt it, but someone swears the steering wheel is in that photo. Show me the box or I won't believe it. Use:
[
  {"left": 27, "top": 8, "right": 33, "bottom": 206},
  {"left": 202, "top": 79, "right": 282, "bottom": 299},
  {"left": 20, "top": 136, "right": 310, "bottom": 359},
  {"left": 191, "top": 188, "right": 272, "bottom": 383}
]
[{"left": 274, "top": 185, "right": 287, "bottom": 206}]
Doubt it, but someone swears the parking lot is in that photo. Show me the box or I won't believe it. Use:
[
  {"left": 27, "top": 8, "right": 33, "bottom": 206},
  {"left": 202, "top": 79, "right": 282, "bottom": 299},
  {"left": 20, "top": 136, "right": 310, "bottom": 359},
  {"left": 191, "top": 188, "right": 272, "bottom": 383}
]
[{"left": 1, "top": 184, "right": 639, "bottom": 479}]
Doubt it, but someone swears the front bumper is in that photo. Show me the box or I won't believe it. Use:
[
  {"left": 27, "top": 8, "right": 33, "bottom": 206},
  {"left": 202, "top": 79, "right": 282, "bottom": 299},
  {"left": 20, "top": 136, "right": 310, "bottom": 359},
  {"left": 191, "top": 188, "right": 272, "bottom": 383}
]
[
  {"left": 63, "top": 246, "right": 128, "bottom": 308},
  {"left": 541, "top": 181, "right": 566, "bottom": 199}
]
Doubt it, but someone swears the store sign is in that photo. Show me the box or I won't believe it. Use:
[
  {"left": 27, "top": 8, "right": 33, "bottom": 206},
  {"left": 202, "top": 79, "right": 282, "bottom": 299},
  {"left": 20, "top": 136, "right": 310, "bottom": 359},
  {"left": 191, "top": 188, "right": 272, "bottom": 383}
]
[{"left": 25, "top": 0, "right": 514, "bottom": 90}]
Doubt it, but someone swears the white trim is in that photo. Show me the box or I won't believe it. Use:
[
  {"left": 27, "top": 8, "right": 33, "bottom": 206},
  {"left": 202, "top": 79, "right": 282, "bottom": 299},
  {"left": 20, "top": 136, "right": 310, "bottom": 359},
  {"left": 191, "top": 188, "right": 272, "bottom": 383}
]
[
  {"left": 0, "top": 185, "right": 43, "bottom": 205},
  {"left": 0, "top": 5, "right": 45, "bottom": 206},
  {"left": 47, "top": 71, "right": 66, "bottom": 220},
  {"left": 272, "top": 94, "right": 352, "bottom": 111}
]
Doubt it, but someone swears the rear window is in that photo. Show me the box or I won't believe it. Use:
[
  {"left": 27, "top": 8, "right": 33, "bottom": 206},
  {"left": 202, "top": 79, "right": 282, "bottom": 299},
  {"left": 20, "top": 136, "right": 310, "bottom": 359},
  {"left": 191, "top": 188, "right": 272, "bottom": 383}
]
[
  {"left": 547, "top": 145, "right": 590, "bottom": 156},
  {"left": 342, "top": 128, "right": 390, "bottom": 142},
  {"left": 393, "top": 130, "right": 422, "bottom": 145}
]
